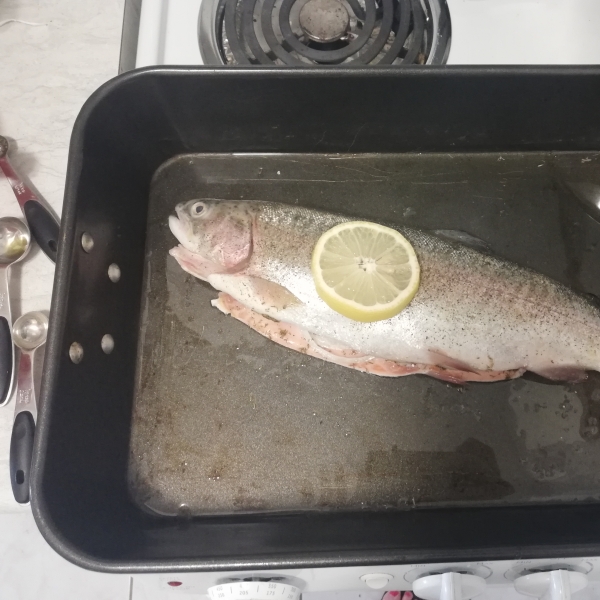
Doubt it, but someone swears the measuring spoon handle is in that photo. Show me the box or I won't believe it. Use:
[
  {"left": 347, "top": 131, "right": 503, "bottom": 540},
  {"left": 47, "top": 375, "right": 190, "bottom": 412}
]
[
  {"left": 0, "top": 316, "right": 13, "bottom": 406},
  {"left": 0, "top": 155, "right": 59, "bottom": 263},
  {"left": 9, "top": 351, "right": 36, "bottom": 504},
  {"left": 23, "top": 200, "right": 59, "bottom": 263},
  {"left": 0, "top": 267, "right": 14, "bottom": 407},
  {"left": 10, "top": 411, "right": 34, "bottom": 504}
]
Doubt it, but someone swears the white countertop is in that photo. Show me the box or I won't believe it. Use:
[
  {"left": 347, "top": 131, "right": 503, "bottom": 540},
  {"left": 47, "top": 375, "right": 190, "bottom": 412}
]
[
  {"left": 0, "top": 0, "right": 123, "bottom": 508},
  {"left": 0, "top": 0, "right": 137, "bottom": 597}
]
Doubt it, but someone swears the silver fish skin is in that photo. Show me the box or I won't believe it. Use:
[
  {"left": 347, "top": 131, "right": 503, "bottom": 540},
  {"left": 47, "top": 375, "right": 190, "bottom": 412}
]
[{"left": 169, "top": 199, "right": 600, "bottom": 383}]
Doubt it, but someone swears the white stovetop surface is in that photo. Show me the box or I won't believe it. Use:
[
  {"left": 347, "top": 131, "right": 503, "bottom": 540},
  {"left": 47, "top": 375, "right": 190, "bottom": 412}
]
[{"left": 136, "top": 0, "right": 600, "bottom": 67}]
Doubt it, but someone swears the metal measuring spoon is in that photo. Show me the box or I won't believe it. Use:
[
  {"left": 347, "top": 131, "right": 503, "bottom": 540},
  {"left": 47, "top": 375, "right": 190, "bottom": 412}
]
[
  {"left": 9, "top": 311, "right": 48, "bottom": 504},
  {"left": 0, "top": 217, "right": 31, "bottom": 407},
  {"left": 0, "top": 136, "right": 60, "bottom": 262}
]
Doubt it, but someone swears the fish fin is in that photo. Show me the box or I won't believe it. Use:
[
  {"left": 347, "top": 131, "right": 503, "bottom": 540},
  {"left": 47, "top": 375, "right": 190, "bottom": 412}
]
[
  {"left": 427, "top": 365, "right": 525, "bottom": 384},
  {"left": 208, "top": 274, "right": 302, "bottom": 314},
  {"left": 529, "top": 366, "right": 588, "bottom": 383},
  {"left": 213, "top": 293, "right": 316, "bottom": 354},
  {"left": 311, "top": 334, "right": 366, "bottom": 358},
  {"left": 169, "top": 245, "right": 216, "bottom": 281},
  {"left": 433, "top": 229, "right": 492, "bottom": 253},
  {"left": 350, "top": 362, "right": 524, "bottom": 382},
  {"left": 213, "top": 294, "right": 527, "bottom": 383},
  {"left": 348, "top": 359, "right": 426, "bottom": 377},
  {"left": 427, "top": 349, "right": 481, "bottom": 373}
]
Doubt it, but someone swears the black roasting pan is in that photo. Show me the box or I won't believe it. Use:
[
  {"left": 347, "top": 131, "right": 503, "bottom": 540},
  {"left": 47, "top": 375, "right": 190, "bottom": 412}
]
[{"left": 31, "top": 67, "right": 600, "bottom": 572}]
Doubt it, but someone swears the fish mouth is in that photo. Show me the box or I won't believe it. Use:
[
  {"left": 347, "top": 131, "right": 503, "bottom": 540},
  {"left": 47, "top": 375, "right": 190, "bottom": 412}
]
[
  {"left": 169, "top": 213, "right": 222, "bottom": 281},
  {"left": 168, "top": 214, "right": 198, "bottom": 254}
]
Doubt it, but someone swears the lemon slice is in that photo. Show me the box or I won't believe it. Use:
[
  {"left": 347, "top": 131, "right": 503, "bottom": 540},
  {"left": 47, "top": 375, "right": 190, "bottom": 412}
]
[{"left": 311, "top": 221, "right": 420, "bottom": 322}]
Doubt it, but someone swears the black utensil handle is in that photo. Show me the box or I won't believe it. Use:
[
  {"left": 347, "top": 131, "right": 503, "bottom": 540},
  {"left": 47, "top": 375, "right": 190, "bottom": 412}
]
[
  {"left": 23, "top": 199, "right": 59, "bottom": 263},
  {"left": 10, "top": 411, "right": 35, "bottom": 504},
  {"left": 0, "top": 316, "right": 12, "bottom": 405}
]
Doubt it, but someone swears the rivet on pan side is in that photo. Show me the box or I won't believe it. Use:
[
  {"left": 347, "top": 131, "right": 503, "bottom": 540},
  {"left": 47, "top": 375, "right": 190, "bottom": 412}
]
[
  {"left": 81, "top": 232, "right": 94, "bottom": 253},
  {"left": 69, "top": 342, "right": 84, "bottom": 363},
  {"left": 108, "top": 263, "right": 121, "bottom": 282},
  {"left": 101, "top": 334, "right": 114, "bottom": 354}
]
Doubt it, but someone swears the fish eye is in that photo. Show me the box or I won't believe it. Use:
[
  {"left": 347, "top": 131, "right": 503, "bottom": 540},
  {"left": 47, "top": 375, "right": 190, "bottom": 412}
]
[{"left": 192, "top": 202, "right": 206, "bottom": 216}]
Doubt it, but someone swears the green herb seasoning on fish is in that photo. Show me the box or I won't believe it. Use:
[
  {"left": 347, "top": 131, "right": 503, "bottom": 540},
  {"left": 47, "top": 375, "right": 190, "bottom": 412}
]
[{"left": 169, "top": 200, "right": 600, "bottom": 384}]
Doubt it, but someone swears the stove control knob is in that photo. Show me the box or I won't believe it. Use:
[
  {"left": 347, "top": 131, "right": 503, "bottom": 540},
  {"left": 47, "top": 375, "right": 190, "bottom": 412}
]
[
  {"left": 207, "top": 581, "right": 300, "bottom": 600},
  {"left": 360, "top": 573, "right": 394, "bottom": 589},
  {"left": 514, "top": 570, "right": 588, "bottom": 600},
  {"left": 413, "top": 572, "right": 486, "bottom": 600}
]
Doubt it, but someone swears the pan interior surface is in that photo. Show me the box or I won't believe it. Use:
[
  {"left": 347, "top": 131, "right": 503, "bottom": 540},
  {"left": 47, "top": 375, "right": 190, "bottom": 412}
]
[{"left": 129, "top": 151, "right": 600, "bottom": 517}]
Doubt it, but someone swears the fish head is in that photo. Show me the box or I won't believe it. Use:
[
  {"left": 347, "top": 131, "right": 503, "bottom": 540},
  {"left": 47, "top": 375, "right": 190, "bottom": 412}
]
[{"left": 169, "top": 200, "right": 254, "bottom": 279}]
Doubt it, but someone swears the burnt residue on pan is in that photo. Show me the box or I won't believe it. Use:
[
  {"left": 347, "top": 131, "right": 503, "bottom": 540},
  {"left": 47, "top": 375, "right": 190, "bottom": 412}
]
[{"left": 129, "top": 152, "right": 600, "bottom": 516}]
